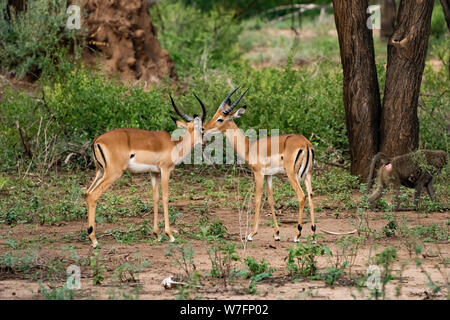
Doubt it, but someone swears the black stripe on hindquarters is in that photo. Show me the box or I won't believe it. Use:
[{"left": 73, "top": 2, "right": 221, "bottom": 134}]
[
  {"left": 311, "top": 149, "right": 315, "bottom": 164},
  {"left": 97, "top": 144, "right": 107, "bottom": 168},
  {"left": 294, "top": 149, "right": 303, "bottom": 171},
  {"left": 299, "top": 146, "right": 310, "bottom": 179},
  {"left": 92, "top": 143, "right": 103, "bottom": 170}
]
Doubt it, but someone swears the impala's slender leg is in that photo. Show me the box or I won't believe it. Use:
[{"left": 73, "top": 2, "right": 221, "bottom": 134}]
[
  {"left": 286, "top": 171, "right": 306, "bottom": 242},
  {"left": 266, "top": 175, "right": 280, "bottom": 241},
  {"left": 304, "top": 171, "right": 315, "bottom": 234},
  {"left": 150, "top": 173, "right": 161, "bottom": 237},
  {"left": 161, "top": 168, "right": 175, "bottom": 242},
  {"left": 87, "top": 169, "right": 103, "bottom": 194},
  {"left": 248, "top": 171, "right": 264, "bottom": 241},
  {"left": 86, "top": 169, "right": 123, "bottom": 248}
]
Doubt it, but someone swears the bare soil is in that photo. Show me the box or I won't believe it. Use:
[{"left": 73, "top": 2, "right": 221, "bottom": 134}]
[{"left": 0, "top": 173, "right": 448, "bottom": 300}]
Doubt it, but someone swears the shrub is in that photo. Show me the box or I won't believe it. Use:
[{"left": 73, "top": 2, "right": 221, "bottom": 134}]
[
  {"left": 285, "top": 234, "right": 331, "bottom": 278},
  {"left": 151, "top": 0, "right": 242, "bottom": 76},
  {"left": 207, "top": 241, "right": 240, "bottom": 287},
  {"left": 0, "top": 0, "right": 82, "bottom": 78},
  {"left": 430, "top": 2, "right": 447, "bottom": 39},
  {"left": 0, "top": 67, "right": 177, "bottom": 171},
  {"left": 238, "top": 257, "right": 275, "bottom": 294}
]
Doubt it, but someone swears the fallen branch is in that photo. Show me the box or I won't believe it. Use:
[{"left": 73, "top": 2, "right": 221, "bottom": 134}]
[
  {"left": 321, "top": 228, "right": 357, "bottom": 235},
  {"left": 15, "top": 121, "right": 33, "bottom": 159},
  {"left": 325, "top": 161, "right": 349, "bottom": 170}
]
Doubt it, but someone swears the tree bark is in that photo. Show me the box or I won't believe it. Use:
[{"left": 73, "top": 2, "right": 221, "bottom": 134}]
[
  {"left": 332, "top": 0, "right": 382, "bottom": 180},
  {"left": 5, "top": 0, "right": 26, "bottom": 19},
  {"left": 380, "top": 0, "right": 397, "bottom": 41},
  {"left": 440, "top": 0, "right": 450, "bottom": 31},
  {"left": 380, "top": 0, "right": 434, "bottom": 157}
]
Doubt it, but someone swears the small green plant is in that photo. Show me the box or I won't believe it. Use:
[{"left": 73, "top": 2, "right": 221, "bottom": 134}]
[
  {"left": 89, "top": 250, "right": 106, "bottom": 285},
  {"left": 382, "top": 212, "right": 398, "bottom": 238},
  {"left": 113, "top": 258, "right": 151, "bottom": 283},
  {"left": 207, "top": 219, "right": 228, "bottom": 239},
  {"left": 165, "top": 244, "right": 202, "bottom": 300},
  {"left": 107, "top": 286, "right": 141, "bottom": 300},
  {"left": 207, "top": 241, "right": 240, "bottom": 288},
  {"left": 39, "top": 284, "right": 75, "bottom": 300},
  {"left": 239, "top": 257, "right": 275, "bottom": 294},
  {"left": 285, "top": 234, "right": 331, "bottom": 279},
  {"left": 319, "top": 262, "right": 349, "bottom": 286},
  {"left": 186, "top": 216, "right": 228, "bottom": 241},
  {"left": 0, "top": 250, "right": 37, "bottom": 276},
  {"left": 371, "top": 246, "right": 398, "bottom": 300},
  {"left": 335, "top": 235, "right": 365, "bottom": 278}
]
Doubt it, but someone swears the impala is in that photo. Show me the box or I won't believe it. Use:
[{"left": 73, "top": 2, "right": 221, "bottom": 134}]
[
  {"left": 203, "top": 87, "right": 315, "bottom": 242},
  {"left": 86, "top": 95, "right": 206, "bottom": 248}
]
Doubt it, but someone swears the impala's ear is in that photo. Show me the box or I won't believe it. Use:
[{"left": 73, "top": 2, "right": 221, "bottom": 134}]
[
  {"left": 231, "top": 106, "right": 246, "bottom": 119},
  {"left": 174, "top": 118, "right": 188, "bottom": 128}
]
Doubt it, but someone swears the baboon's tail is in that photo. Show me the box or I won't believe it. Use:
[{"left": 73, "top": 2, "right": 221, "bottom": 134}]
[{"left": 367, "top": 152, "right": 390, "bottom": 191}]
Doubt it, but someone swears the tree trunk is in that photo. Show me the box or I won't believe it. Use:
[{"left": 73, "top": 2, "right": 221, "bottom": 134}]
[
  {"left": 7, "top": 0, "right": 26, "bottom": 11},
  {"left": 83, "top": 0, "right": 176, "bottom": 87},
  {"left": 440, "top": 0, "right": 450, "bottom": 31},
  {"left": 380, "top": 0, "right": 434, "bottom": 157},
  {"left": 332, "top": 0, "right": 382, "bottom": 180},
  {"left": 380, "top": 0, "right": 397, "bottom": 41},
  {"left": 6, "top": 0, "right": 26, "bottom": 19}
]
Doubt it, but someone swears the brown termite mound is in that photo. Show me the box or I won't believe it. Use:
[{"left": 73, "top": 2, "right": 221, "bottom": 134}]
[{"left": 82, "top": 0, "right": 176, "bottom": 87}]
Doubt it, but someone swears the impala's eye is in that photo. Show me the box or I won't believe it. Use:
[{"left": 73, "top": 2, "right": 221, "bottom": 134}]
[{"left": 217, "top": 118, "right": 224, "bottom": 123}]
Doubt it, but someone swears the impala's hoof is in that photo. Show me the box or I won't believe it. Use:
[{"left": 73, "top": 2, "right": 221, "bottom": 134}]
[
  {"left": 247, "top": 234, "right": 253, "bottom": 242},
  {"left": 274, "top": 234, "right": 281, "bottom": 241},
  {"left": 169, "top": 235, "right": 176, "bottom": 243},
  {"left": 92, "top": 240, "right": 99, "bottom": 249}
]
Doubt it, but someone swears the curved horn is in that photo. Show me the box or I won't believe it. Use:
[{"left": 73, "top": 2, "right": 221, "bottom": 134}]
[
  {"left": 193, "top": 93, "right": 207, "bottom": 123},
  {"left": 170, "top": 95, "right": 193, "bottom": 122},
  {"left": 219, "top": 86, "right": 240, "bottom": 111},
  {"left": 224, "top": 88, "right": 249, "bottom": 115}
]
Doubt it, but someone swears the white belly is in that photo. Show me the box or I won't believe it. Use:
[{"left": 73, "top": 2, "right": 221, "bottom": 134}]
[
  {"left": 261, "top": 167, "right": 285, "bottom": 176},
  {"left": 127, "top": 158, "right": 160, "bottom": 173}
]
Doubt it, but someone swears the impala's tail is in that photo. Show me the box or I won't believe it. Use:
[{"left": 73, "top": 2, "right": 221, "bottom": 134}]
[
  {"left": 87, "top": 142, "right": 108, "bottom": 194},
  {"left": 92, "top": 142, "right": 107, "bottom": 171},
  {"left": 295, "top": 146, "right": 314, "bottom": 182}
]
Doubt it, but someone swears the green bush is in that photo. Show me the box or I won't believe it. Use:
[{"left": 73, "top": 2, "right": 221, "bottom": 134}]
[
  {"left": 285, "top": 234, "right": 331, "bottom": 278},
  {"left": 151, "top": 0, "right": 243, "bottom": 76},
  {"left": 430, "top": 2, "right": 447, "bottom": 39},
  {"left": 420, "top": 38, "right": 450, "bottom": 151},
  {"left": 0, "top": 0, "right": 82, "bottom": 78},
  {"left": 181, "top": 61, "right": 347, "bottom": 150},
  {"left": 0, "top": 67, "right": 178, "bottom": 170}
]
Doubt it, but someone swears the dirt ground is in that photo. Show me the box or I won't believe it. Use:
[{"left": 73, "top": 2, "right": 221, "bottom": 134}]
[{"left": 0, "top": 170, "right": 448, "bottom": 300}]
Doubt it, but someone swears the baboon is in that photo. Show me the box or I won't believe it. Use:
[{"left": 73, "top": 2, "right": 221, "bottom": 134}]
[{"left": 367, "top": 150, "right": 448, "bottom": 209}]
